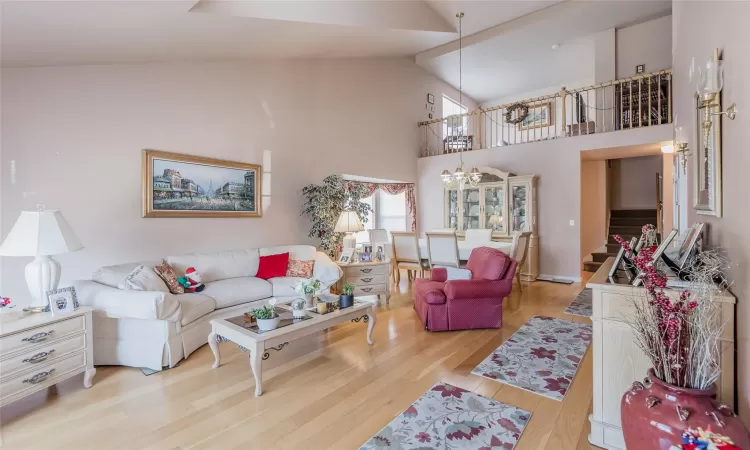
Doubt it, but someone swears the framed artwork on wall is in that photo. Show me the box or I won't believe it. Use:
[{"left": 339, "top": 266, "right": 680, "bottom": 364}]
[
  {"left": 142, "top": 149, "right": 262, "bottom": 218},
  {"left": 518, "top": 102, "right": 553, "bottom": 131}
]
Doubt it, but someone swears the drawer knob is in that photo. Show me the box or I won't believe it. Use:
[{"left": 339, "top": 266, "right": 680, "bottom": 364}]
[
  {"left": 23, "top": 369, "right": 56, "bottom": 385},
  {"left": 22, "top": 331, "right": 54, "bottom": 344},
  {"left": 361, "top": 277, "right": 373, "bottom": 283},
  {"left": 362, "top": 287, "right": 373, "bottom": 292},
  {"left": 361, "top": 268, "right": 373, "bottom": 273},
  {"left": 23, "top": 350, "right": 55, "bottom": 364}
]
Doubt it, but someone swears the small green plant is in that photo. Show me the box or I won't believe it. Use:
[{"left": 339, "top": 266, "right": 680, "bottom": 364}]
[
  {"left": 250, "top": 305, "right": 278, "bottom": 320},
  {"left": 342, "top": 283, "right": 355, "bottom": 296},
  {"left": 295, "top": 278, "right": 322, "bottom": 295}
]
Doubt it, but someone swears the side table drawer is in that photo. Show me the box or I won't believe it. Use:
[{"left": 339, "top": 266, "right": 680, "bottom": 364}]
[
  {"left": 0, "top": 352, "right": 86, "bottom": 402},
  {"left": 0, "top": 334, "right": 86, "bottom": 379},
  {"left": 345, "top": 265, "right": 389, "bottom": 277},
  {"left": 353, "top": 284, "right": 386, "bottom": 296},
  {"left": 346, "top": 274, "right": 388, "bottom": 285},
  {"left": 0, "top": 315, "right": 85, "bottom": 355}
]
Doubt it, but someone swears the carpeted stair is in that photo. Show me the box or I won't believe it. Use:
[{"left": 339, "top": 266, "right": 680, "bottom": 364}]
[{"left": 583, "top": 209, "right": 657, "bottom": 273}]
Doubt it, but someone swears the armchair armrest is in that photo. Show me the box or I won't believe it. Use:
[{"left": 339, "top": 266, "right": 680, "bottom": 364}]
[
  {"left": 444, "top": 279, "right": 513, "bottom": 301},
  {"left": 430, "top": 268, "right": 447, "bottom": 282},
  {"left": 313, "top": 251, "right": 343, "bottom": 290},
  {"left": 74, "top": 280, "right": 181, "bottom": 322}
]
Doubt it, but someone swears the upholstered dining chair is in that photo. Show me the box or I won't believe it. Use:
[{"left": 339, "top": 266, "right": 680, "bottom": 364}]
[
  {"left": 509, "top": 231, "right": 532, "bottom": 292},
  {"left": 464, "top": 229, "right": 493, "bottom": 246},
  {"left": 391, "top": 231, "right": 427, "bottom": 284},
  {"left": 425, "top": 232, "right": 461, "bottom": 269}
]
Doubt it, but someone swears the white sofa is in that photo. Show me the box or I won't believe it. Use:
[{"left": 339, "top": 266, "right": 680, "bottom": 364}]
[{"left": 74, "top": 245, "right": 342, "bottom": 371}]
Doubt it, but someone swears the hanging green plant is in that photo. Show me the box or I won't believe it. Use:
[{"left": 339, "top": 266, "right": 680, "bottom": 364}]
[
  {"left": 504, "top": 102, "right": 529, "bottom": 125},
  {"left": 300, "top": 175, "right": 372, "bottom": 257}
]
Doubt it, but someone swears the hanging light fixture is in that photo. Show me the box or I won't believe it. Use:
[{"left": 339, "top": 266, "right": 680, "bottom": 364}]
[{"left": 441, "top": 12, "right": 481, "bottom": 190}]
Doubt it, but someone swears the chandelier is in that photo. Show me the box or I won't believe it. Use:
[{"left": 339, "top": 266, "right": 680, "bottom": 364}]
[{"left": 441, "top": 12, "right": 481, "bottom": 190}]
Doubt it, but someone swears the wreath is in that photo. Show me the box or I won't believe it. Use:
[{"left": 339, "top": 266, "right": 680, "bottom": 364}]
[{"left": 504, "top": 102, "right": 529, "bottom": 125}]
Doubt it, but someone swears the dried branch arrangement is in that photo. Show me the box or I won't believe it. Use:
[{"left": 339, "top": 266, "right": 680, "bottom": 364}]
[{"left": 615, "top": 235, "right": 729, "bottom": 389}]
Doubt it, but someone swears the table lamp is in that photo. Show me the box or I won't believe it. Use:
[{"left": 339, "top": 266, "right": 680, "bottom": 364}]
[
  {"left": 0, "top": 206, "right": 83, "bottom": 312},
  {"left": 334, "top": 210, "right": 364, "bottom": 250},
  {"left": 488, "top": 214, "right": 502, "bottom": 230}
]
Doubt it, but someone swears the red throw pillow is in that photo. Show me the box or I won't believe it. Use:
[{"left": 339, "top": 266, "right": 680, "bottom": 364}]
[{"left": 257, "top": 253, "right": 290, "bottom": 279}]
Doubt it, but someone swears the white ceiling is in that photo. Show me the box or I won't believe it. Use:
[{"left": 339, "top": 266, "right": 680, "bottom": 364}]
[{"left": 0, "top": 0, "right": 566, "bottom": 67}]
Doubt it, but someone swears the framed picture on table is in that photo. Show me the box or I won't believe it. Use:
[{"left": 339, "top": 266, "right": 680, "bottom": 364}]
[{"left": 338, "top": 248, "right": 354, "bottom": 264}]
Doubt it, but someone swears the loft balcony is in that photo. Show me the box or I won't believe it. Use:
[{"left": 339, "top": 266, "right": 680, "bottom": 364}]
[{"left": 418, "top": 70, "right": 673, "bottom": 158}]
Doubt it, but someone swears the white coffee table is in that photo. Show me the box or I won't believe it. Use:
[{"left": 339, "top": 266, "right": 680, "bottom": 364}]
[{"left": 208, "top": 299, "right": 376, "bottom": 396}]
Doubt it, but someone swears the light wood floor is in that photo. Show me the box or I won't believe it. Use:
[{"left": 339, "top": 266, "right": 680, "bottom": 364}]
[{"left": 0, "top": 274, "right": 599, "bottom": 450}]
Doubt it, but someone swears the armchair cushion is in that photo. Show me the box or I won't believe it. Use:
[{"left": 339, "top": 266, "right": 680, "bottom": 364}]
[
  {"left": 415, "top": 279, "right": 447, "bottom": 305},
  {"left": 466, "top": 247, "right": 510, "bottom": 280},
  {"left": 444, "top": 279, "right": 513, "bottom": 301},
  {"left": 430, "top": 268, "right": 447, "bottom": 282}
]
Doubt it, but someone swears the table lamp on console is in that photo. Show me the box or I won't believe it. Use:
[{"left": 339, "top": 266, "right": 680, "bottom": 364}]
[
  {"left": 0, "top": 205, "right": 83, "bottom": 312},
  {"left": 334, "top": 210, "right": 364, "bottom": 251}
]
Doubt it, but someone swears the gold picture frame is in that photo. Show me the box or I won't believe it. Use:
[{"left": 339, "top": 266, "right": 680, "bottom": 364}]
[
  {"left": 142, "top": 149, "right": 262, "bottom": 218},
  {"left": 518, "top": 102, "right": 553, "bottom": 131}
]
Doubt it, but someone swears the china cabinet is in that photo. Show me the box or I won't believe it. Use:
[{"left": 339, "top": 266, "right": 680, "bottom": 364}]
[{"left": 443, "top": 168, "right": 539, "bottom": 281}]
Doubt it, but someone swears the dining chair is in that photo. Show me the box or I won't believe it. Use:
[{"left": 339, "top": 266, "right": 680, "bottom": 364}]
[
  {"left": 391, "top": 231, "right": 427, "bottom": 284},
  {"left": 464, "top": 229, "right": 493, "bottom": 246},
  {"left": 425, "top": 231, "right": 461, "bottom": 269},
  {"left": 509, "top": 231, "right": 532, "bottom": 292}
]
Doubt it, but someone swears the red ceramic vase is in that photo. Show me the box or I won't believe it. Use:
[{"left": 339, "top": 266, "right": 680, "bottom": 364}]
[{"left": 621, "top": 369, "right": 750, "bottom": 449}]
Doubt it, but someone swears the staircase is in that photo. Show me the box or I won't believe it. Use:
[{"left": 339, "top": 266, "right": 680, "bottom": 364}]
[{"left": 583, "top": 209, "right": 658, "bottom": 273}]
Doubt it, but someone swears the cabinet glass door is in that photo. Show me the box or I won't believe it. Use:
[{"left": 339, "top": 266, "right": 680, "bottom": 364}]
[
  {"left": 462, "top": 188, "right": 481, "bottom": 230},
  {"left": 447, "top": 189, "right": 459, "bottom": 229},
  {"left": 511, "top": 184, "right": 528, "bottom": 232},
  {"left": 483, "top": 186, "right": 505, "bottom": 232}
]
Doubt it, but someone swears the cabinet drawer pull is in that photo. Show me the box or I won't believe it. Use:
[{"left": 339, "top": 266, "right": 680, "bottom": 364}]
[
  {"left": 23, "top": 369, "right": 56, "bottom": 385},
  {"left": 361, "top": 268, "right": 373, "bottom": 274},
  {"left": 362, "top": 287, "right": 373, "bottom": 293},
  {"left": 23, "top": 350, "right": 55, "bottom": 364},
  {"left": 22, "top": 331, "right": 54, "bottom": 344},
  {"left": 361, "top": 277, "right": 373, "bottom": 283}
]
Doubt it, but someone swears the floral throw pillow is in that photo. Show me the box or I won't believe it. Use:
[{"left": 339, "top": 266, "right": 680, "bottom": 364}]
[
  {"left": 286, "top": 259, "right": 314, "bottom": 278},
  {"left": 153, "top": 260, "right": 185, "bottom": 294}
]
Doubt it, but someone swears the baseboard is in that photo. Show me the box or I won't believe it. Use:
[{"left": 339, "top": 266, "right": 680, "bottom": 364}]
[{"left": 536, "top": 274, "right": 582, "bottom": 283}]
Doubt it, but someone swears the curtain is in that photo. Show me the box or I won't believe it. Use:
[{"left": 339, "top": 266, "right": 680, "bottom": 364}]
[{"left": 346, "top": 181, "right": 417, "bottom": 232}]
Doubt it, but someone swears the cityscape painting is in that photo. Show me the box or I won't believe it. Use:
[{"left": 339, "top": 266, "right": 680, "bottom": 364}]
[{"left": 142, "top": 149, "right": 262, "bottom": 218}]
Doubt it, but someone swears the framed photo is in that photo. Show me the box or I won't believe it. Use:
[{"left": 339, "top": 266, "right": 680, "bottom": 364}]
[
  {"left": 46, "top": 287, "right": 78, "bottom": 316},
  {"left": 360, "top": 253, "right": 372, "bottom": 262},
  {"left": 143, "top": 149, "right": 262, "bottom": 218},
  {"left": 338, "top": 248, "right": 354, "bottom": 264},
  {"left": 608, "top": 246, "right": 626, "bottom": 279},
  {"left": 362, "top": 244, "right": 373, "bottom": 254},
  {"left": 675, "top": 223, "right": 704, "bottom": 269},
  {"left": 427, "top": 93, "right": 435, "bottom": 104},
  {"left": 518, "top": 102, "right": 553, "bottom": 131},
  {"left": 375, "top": 245, "right": 385, "bottom": 262}
]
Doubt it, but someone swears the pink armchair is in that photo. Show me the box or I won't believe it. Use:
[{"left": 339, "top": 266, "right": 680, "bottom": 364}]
[{"left": 413, "top": 247, "right": 517, "bottom": 331}]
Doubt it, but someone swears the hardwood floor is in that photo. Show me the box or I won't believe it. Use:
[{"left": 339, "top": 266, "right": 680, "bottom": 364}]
[{"left": 0, "top": 274, "right": 599, "bottom": 450}]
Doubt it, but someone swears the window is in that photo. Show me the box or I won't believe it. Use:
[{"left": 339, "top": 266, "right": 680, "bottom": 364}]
[
  {"left": 356, "top": 190, "right": 407, "bottom": 243},
  {"left": 443, "top": 95, "right": 468, "bottom": 138}
]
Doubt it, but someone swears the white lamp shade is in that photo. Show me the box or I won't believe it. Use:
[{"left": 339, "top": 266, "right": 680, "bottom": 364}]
[
  {"left": 0, "top": 209, "right": 83, "bottom": 256},
  {"left": 333, "top": 211, "right": 364, "bottom": 233}
]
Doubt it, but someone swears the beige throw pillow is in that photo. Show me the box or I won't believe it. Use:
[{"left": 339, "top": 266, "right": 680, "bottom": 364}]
[{"left": 118, "top": 265, "right": 170, "bottom": 292}]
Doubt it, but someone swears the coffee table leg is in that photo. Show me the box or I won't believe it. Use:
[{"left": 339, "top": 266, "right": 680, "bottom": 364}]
[
  {"left": 249, "top": 342, "right": 263, "bottom": 396},
  {"left": 208, "top": 332, "right": 221, "bottom": 368},
  {"left": 366, "top": 309, "right": 376, "bottom": 345}
]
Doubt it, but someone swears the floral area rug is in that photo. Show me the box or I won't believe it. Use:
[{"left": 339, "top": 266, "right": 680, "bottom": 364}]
[
  {"left": 564, "top": 288, "right": 592, "bottom": 317},
  {"left": 471, "top": 316, "right": 592, "bottom": 401},
  {"left": 359, "top": 382, "right": 531, "bottom": 450}
]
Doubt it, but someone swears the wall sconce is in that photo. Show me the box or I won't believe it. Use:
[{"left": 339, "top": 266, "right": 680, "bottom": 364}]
[
  {"left": 696, "top": 48, "right": 737, "bottom": 142},
  {"left": 668, "top": 126, "right": 690, "bottom": 174}
]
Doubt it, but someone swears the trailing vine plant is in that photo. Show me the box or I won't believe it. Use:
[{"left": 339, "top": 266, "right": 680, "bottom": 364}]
[{"left": 301, "top": 175, "right": 372, "bottom": 257}]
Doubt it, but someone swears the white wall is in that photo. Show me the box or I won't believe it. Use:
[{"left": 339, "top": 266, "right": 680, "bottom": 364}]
[
  {"left": 616, "top": 14, "right": 672, "bottom": 78},
  {"left": 609, "top": 155, "right": 663, "bottom": 210},
  {"left": 0, "top": 58, "right": 467, "bottom": 303}
]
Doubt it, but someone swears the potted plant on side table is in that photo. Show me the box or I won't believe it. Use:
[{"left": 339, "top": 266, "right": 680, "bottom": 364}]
[
  {"left": 339, "top": 283, "right": 355, "bottom": 309},
  {"left": 295, "top": 278, "right": 322, "bottom": 308},
  {"left": 250, "top": 305, "right": 280, "bottom": 332}
]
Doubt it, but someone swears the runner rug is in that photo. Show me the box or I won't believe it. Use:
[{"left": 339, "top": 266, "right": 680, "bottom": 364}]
[
  {"left": 359, "top": 382, "right": 532, "bottom": 450},
  {"left": 564, "top": 288, "right": 593, "bottom": 317},
  {"left": 471, "top": 316, "right": 593, "bottom": 401}
]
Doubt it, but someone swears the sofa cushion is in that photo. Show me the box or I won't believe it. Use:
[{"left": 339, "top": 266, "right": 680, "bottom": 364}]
[
  {"left": 118, "top": 265, "right": 170, "bottom": 293},
  {"left": 93, "top": 261, "right": 161, "bottom": 288},
  {"left": 167, "top": 249, "right": 260, "bottom": 283},
  {"left": 260, "top": 245, "right": 317, "bottom": 261},
  {"left": 257, "top": 253, "right": 289, "bottom": 280},
  {"left": 178, "top": 293, "right": 216, "bottom": 325},
  {"left": 153, "top": 260, "right": 185, "bottom": 294},
  {"left": 200, "top": 277, "right": 272, "bottom": 309},
  {"left": 268, "top": 277, "right": 304, "bottom": 298}
]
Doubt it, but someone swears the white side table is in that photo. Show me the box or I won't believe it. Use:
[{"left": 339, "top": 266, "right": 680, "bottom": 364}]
[
  {"left": 337, "top": 260, "right": 391, "bottom": 304},
  {"left": 0, "top": 307, "right": 96, "bottom": 407}
]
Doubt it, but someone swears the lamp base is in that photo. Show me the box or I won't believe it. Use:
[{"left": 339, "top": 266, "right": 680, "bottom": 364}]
[
  {"left": 342, "top": 232, "right": 357, "bottom": 250},
  {"left": 25, "top": 255, "right": 61, "bottom": 312}
]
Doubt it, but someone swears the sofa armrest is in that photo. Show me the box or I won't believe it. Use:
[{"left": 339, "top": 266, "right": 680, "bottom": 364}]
[
  {"left": 444, "top": 279, "right": 513, "bottom": 301},
  {"left": 430, "top": 268, "right": 447, "bottom": 282},
  {"left": 74, "top": 280, "right": 181, "bottom": 322},
  {"left": 502, "top": 259, "right": 518, "bottom": 282},
  {"left": 312, "top": 251, "right": 343, "bottom": 290}
]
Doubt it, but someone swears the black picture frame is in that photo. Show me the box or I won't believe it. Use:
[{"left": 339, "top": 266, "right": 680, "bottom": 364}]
[{"left": 427, "top": 93, "right": 435, "bottom": 104}]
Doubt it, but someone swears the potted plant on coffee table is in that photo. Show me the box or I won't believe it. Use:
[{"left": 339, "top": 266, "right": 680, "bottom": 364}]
[
  {"left": 339, "top": 283, "right": 355, "bottom": 308},
  {"left": 295, "top": 278, "right": 322, "bottom": 308},
  {"left": 250, "top": 305, "right": 280, "bottom": 332}
]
